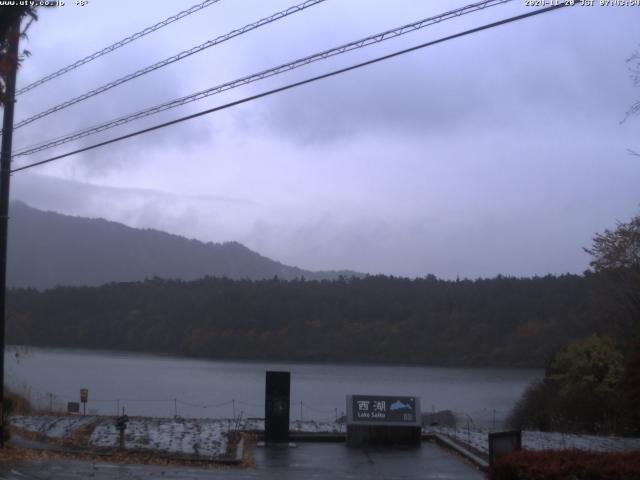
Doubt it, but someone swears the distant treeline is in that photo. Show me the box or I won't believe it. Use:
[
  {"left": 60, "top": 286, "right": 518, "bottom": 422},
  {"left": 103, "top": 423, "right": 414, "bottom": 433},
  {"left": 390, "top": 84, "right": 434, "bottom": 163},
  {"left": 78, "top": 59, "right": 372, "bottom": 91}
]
[{"left": 5, "top": 274, "right": 634, "bottom": 367}]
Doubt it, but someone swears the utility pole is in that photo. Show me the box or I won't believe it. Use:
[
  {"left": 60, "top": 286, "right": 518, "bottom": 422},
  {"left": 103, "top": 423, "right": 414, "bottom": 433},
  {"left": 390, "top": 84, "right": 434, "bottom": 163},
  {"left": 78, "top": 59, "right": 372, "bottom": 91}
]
[{"left": 0, "top": 16, "right": 21, "bottom": 448}]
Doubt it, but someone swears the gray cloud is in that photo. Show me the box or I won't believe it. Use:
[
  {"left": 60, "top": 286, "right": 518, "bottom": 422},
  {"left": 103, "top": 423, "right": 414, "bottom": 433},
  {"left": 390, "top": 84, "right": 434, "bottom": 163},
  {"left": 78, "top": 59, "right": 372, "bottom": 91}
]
[
  {"left": 5, "top": 1, "right": 640, "bottom": 279},
  {"left": 254, "top": 10, "right": 636, "bottom": 145},
  {"left": 10, "top": 173, "right": 258, "bottom": 243}
]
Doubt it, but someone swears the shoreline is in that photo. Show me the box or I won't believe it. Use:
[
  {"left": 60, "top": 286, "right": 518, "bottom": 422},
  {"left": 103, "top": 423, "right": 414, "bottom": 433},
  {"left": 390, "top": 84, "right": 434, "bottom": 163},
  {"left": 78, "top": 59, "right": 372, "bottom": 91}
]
[{"left": 5, "top": 344, "right": 547, "bottom": 371}]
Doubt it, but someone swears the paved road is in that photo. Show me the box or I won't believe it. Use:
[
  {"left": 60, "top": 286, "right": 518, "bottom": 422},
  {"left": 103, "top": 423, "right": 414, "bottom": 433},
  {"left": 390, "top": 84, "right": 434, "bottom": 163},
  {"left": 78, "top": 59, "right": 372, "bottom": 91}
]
[{"left": 0, "top": 441, "right": 484, "bottom": 479}]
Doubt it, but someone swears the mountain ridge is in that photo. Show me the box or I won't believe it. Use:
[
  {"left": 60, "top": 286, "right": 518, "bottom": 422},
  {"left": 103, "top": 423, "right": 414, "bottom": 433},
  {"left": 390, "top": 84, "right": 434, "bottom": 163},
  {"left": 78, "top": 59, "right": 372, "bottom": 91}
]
[{"left": 7, "top": 201, "right": 361, "bottom": 289}]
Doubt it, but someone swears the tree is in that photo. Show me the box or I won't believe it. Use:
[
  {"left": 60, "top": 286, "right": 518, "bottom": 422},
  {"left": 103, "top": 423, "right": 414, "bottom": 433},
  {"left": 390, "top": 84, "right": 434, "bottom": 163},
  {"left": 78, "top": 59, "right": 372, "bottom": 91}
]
[
  {"left": 548, "top": 335, "right": 623, "bottom": 422},
  {"left": 625, "top": 337, "right": 640, "bottom": 428},
  {"left": 626, "top": 47, "right": 640, "bottom": 120},
  {"left": 508, "top": 335, "right": 625, "bottom": 433},
  {"left": 0, "top": 6, "right": 37, "bottom": 105},
  {"left": 584, "top": 214, "right": 640, "bottom": 321},
  {"left": 586, "top": 214, "right": 640, "bottom": 270},
  {"left": 626, "top": 46, "right": 640, "bottom": 156},
  {"left": 585, "top": 215, "right": 640, "bottom": 431}
]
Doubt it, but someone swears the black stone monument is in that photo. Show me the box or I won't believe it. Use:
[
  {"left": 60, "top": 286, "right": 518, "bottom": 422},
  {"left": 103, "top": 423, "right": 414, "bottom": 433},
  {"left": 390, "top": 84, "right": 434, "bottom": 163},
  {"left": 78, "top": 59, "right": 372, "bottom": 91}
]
[{"left": 265, "top": 371, "right": 290, "bottom": 444}]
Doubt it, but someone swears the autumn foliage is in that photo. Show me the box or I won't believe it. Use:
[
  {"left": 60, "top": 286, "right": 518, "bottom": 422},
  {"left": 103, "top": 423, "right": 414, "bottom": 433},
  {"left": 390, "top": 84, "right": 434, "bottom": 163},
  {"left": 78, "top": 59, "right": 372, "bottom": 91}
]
[
  {"left": 507, "top": 335, "right": 630, "bottom": 434},
  {"left": 491, "top": 449, "right": 640, "bottom": 480}
]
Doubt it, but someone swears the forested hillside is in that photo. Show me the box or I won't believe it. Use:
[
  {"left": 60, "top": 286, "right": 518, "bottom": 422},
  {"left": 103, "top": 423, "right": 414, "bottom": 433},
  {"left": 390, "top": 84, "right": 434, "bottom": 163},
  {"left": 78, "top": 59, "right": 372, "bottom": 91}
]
[
  {"left": 7, "top": 202, "right": 358, "bottom": 289},
  {"left": 6, "top": 273, "right": 632, "bottom": 367}
]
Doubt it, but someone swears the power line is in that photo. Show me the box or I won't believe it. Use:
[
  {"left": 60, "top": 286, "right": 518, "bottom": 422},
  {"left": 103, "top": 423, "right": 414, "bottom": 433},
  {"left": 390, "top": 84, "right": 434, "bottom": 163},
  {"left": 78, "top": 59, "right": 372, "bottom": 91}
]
[
  {"left": 11, "top": 0, "right": 327, "bottom": 130},
  {"left": 16, "top": 0, "right": 224, "bottom": 96},
  {"left": 176, "top": 399, "right": 233, "bottom": 409},
  {"left": 11, "top": 3, "right": 571, "bottom": 174},
  {"left": 13, "top": 0, "right": 514, "bottom": 158}
]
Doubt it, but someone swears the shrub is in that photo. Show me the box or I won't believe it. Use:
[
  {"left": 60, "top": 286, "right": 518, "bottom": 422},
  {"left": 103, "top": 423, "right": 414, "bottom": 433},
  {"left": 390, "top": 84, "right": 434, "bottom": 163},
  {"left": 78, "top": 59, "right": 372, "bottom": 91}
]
[
  {"left": 506, "top": 380, "right": 557, "bottom": 431},
  {"left": 507, "top": 335, "right": 628, "bottom": 434},
  {"left": 492, "top": 449, "right": 640, "bottom": 480},
  {"left": 2, "top": 385, "right": 33, "bottom": 441},
  {"left": 4, "top": 385, "right": 33, "bottom": 415},
  {"left": 625, "top": 336, "right": 640, "bottom": 427}
]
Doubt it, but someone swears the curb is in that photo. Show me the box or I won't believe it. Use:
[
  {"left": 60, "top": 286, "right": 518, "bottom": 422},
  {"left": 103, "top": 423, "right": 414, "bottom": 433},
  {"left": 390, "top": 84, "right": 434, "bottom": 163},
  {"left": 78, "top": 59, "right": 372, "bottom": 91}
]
[
  {"left": 289, "top": 432, "right": 345, "bottom": 442},
  {"left": 426, "top": 433, "right": 489, "bottom": 472},
  {"left": 232, "top": 436, "right": 244, "bottom": 464},
  {"left": 9, "top": 433, "right": 88, "bottom": 454},
  {"left": 253, "top": 431, "right": 346, "bottom": 443}
]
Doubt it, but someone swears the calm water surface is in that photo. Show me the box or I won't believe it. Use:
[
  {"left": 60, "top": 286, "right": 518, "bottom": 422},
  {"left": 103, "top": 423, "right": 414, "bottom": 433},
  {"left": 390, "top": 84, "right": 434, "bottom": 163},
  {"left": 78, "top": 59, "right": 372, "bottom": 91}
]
[{"left": 5, "top": 346, "right": 540, "bottom": 428}]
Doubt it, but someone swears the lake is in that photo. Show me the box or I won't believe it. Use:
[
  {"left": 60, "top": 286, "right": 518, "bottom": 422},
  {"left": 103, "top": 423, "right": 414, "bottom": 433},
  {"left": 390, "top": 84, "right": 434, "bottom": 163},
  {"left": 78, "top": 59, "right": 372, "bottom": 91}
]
[{"left": 5, "top": 346, "right": 540, "bottom": 428}]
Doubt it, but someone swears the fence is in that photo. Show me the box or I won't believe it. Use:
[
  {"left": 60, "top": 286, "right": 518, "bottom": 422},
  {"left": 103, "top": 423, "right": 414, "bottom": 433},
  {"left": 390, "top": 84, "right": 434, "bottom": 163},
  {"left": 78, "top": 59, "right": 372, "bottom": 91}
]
[
  {"left": 13, "top": 384, "right": 639, "bottom": 446},
  {"left": 12, "top": 382, "right": 522, "bottom": 427},
  {"left": 9, "top": 383, "right": 344, "bottom": 422}
]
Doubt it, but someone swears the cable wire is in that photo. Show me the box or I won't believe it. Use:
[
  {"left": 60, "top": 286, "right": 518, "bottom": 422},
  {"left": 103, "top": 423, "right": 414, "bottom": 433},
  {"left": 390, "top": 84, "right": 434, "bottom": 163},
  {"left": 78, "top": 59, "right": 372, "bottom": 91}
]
[
  {"left": 16, "top": 0, "right": 224, "bottom": 96},
  {"left": 176, "top": 399, "right": 233, "bottom": 408},
  {"left": 12, "top": 0, "right": 327, "bottom": 130},
  {"left": 13, "top": 0, "right": 514, "bottom": 158},
  {"left": 301, "top": 402, "right": 337, "bottom": 414},
  {"left": 11, "top": 3, "right": 571, "bottom": 174},
  {"left": 117, "top": 398, "right": 173, "bottom": 403}
]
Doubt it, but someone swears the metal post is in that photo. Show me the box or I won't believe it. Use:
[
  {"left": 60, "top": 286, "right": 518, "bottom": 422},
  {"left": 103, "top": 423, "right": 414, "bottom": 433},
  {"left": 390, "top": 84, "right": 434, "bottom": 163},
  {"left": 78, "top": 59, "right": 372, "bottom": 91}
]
[
  {"left": 0, "top": 16, "right": 21, "bottom": 448},
  {"left": 174, "top": 398, "right": 177, "bottom": 417}
]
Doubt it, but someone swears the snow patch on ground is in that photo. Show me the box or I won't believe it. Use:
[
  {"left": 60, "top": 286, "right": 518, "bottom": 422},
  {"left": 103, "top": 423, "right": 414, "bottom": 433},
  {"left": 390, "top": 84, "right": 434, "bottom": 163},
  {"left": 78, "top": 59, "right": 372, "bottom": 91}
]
[
  {"left": 240, "top": 418, "right": 344, "bottom": 433},
  {"left": 291, "top": 420, "right": 345, "bottom": 433},
  {"left": 12, "top": 415, "right": 640, "bottom": 458},
  {"left": 11, "top": 415, "right": 229, "bottom": 459},
  {"left": 425, "top": 426, "right": 640, "bottom": 454},
  {"left": 10, "top": 415, "right": 344, "bottom": 459},
  {"left": 11, "top": 415, "right": 97, "bottom": 441},
  {"left": 90, "top": 417, "right": 228, "bottom": 457},
  {"left": 10, "top": 415, "right": 344, "bottom": 457}
]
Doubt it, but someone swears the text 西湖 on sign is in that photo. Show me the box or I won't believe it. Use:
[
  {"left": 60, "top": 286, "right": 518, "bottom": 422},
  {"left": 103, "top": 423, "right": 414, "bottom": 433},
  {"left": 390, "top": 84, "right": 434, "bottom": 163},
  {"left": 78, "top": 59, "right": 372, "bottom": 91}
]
[{"left": 350, "top": 395, "right": 417, "bottom": 424}]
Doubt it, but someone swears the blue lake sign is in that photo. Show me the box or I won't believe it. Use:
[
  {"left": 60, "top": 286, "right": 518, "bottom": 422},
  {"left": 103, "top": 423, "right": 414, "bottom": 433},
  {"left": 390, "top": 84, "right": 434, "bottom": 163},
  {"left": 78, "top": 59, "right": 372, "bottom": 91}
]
[
  {"left": 346, "top": 394, "right": 422, "bottom": 446},
  {"left": 347, "top": 394, "right": 420, "bottom": 426}
]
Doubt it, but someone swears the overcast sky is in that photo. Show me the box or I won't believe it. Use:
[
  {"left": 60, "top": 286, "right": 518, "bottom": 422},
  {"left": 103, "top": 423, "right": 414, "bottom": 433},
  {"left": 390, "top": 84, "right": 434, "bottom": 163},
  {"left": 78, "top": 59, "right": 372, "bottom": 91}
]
[{"left": 6, "top": 0, "right": 640, "bottom": 278}]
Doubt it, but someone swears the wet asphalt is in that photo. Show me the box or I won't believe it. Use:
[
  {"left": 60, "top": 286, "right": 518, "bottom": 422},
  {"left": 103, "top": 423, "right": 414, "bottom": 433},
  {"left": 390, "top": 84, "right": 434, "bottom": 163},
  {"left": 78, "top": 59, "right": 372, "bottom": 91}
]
[{"left": 0, "top": 441, "right": 485, "bottom": 479}]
